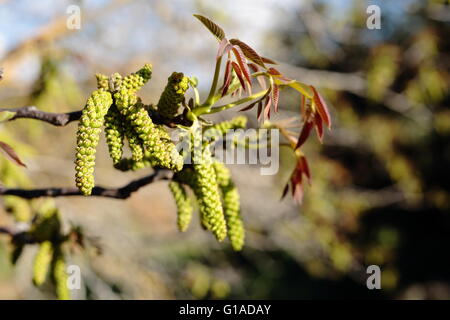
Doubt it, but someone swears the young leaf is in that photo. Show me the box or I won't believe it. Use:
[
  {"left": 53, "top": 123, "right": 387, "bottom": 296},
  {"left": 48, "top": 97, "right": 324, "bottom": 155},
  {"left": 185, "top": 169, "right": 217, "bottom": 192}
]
[
  {"left": 261, "top": 56, "right": 277, "bottom": 65},
  {"left": 299, "top": 155, "right": 311, "bottom": 184},
  {"left": 295, "top": 120, "right": 314, "bottom": 150},
  {"left": 263, "top": 95, "right": 272, "bottom": 120},
  {"left": 229, "top": 39, "right": 265, "bottom": 68},
  {"left": 0, "top": 141, "right": 26, "bottom": 167},
  {"left": 271, "top": 85, "right": 280, "bottom": 113},
  {"left": 232, "top": 46, "right": 252, "bottom": 85},
  {"left": 314, "top": 112, "right": 323, "bottom": 142},
  {"left": 231, "top": 62, "right": 247, "bottom": 92},
  {"left": 217, "top": 38, "right": 233, "bottom": 60},
  {"left": 239, "top": 101, "right": 258, "bottom": 112},
  {"left": 193, "top": 14, "right": 225, "bottom": 41},
  {"left": 311, "top": 86, "right": 331, "bottom": 128},
  {"left": 257, "top": 100, "right": 263, "bottom": 121},
  {"left": 221, "top": 60, "right": 232, "bottom": 97}
]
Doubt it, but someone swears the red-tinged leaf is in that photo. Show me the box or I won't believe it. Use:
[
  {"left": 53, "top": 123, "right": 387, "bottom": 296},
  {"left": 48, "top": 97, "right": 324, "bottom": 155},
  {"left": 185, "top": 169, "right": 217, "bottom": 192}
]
[
  {"left": 264, "top": 95, "right": 272, "bottom": 120},
  {"left": 231, "top": 62, "right": 247, "bottom": 92},
  {"left": 248, "top": 63, "right": 259, "bottom": 73},
  {"left": 217, "top": 38, "right": 232, "bottom": 60},
  {"left": 221, "top": 60, "right": 232, "bottom": 96},
  {"left": 311, "top": 86, "right": 331, "bottom": 128},
  {"left": 193, "top": 14, "right": 225, "bottom": 41},
  {"left": 292, "top": 182, "right": 304, "bottom": 204},
  {"left": 272, "top": 85, "right": 280, "bottom": 113},
  {"left": 257, "top": 100, "right": 263, "bottom": 121},
  {"left": 295, "top": 120, "right": 314, "bottom": 150},
  {"left": 268, "top": 67, "right": 282, "bottom": 76},
  {"left": 314, "top": 112, "right": 323, "bottom": 142},
  {"left": 239, "top": 101, "right": 258, "bottom": 112},
  {"left": 261, "top": 56, "right": 277, "bottom": 64},
  {"left": 268, "top": 68, "right": 291, "bottom": 82},
  {"left": 299, "top": 155, "right": 311, "bottom": 184},
  {"left": 232, "top": 46, "right": 251, "bottom": 85},
  {"left": 0, "top": 141, "right": 26, "bottom": 167},
  {"left": 229, "top": 38, "right": 265, "bottom": 67},
  {"left": 281, "top": 183, "right": 290, "bottom": 200}
]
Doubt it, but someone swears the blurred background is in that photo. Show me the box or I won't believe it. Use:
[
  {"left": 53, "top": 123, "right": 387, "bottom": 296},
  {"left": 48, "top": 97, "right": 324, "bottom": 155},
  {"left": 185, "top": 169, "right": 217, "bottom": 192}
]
[{"left": 0, "top": 0, "right": 449, "bottom": 299}]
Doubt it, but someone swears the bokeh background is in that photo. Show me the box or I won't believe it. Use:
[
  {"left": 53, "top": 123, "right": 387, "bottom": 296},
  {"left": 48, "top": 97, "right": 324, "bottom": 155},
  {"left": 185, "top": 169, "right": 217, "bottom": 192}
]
[{"left": 0, "top": 0, "right": 449, "bottom": 299}]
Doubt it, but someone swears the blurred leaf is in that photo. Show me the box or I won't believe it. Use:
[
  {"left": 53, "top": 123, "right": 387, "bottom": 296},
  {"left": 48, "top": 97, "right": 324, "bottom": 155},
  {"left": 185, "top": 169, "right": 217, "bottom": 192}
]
[{"left": 0, "top": 141, "right": 27, "bottom": 167}]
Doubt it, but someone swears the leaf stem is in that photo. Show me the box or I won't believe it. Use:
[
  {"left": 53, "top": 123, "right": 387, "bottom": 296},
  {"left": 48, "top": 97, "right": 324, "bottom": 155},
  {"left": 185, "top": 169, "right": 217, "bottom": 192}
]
[
  {"left": 195, "top": 56, "right": 222, "bottom": 115},
  {"left": 208, "top": 89, "right": 269, "bottom": 114}
]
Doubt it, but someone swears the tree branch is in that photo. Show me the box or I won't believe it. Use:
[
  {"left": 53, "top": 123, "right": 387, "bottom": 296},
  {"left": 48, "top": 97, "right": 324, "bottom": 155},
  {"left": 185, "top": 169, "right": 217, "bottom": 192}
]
[
  {"left": 1, "top": 105, "right": 191, "bottom": 127},
  {"left": 5, "top": 106, "right": 82, "bottom": 126},
  {"left": 0, "top": 169, "right": 173, "bottom": 200}
]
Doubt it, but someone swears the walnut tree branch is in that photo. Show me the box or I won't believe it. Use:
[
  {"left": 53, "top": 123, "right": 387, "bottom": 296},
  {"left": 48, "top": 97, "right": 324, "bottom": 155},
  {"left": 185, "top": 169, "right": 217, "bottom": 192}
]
[
  {"left": 1, "top": 105, "right": 191, "bottom": 127},
  {"left": 0, "top": 168, "right": 173, "bottom": 199}
]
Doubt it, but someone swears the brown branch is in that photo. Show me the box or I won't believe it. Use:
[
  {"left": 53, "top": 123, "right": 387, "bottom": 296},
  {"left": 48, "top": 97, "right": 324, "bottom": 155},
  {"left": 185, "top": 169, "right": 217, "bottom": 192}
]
[
  {"left": 1, "top": 105, "right": 191, "bottom": 127},
  {"left": 0, "top": 169, "right": 173, "bottom": 200},
  {"left": 4, "top": 106, "right": 82, "bottom": 126}
]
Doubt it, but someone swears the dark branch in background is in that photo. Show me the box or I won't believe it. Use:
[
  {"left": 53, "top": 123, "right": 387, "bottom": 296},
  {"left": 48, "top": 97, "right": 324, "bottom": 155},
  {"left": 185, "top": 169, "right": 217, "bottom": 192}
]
[
  {"left": 0, "top": 169, "right": 173, "bottom": 199},
  {"left": 1, "top": 105, "right": 191, "bottom": 127},
  {"left": 7, "top": 106, "right": 82, "bottom": 126}
]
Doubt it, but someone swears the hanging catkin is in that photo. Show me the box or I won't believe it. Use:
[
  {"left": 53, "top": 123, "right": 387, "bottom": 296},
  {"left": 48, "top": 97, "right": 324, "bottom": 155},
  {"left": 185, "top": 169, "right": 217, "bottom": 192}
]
[
  {"left": 75, "top": 89, "right": 113, "bottom": 195},
  {"left": 213, "top": 161, "right": 245, "bottom": 251},
  {"left": 169, "top": 181, "right": 193, "bottom": 232}
]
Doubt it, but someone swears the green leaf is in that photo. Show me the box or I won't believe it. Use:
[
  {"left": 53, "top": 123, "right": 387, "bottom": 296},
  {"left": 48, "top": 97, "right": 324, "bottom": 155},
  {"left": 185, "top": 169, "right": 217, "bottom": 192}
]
[
  {"left": 193, "top": 14, "right": 225, "bottom": 41},
  {"left": 0, "top": 111, "right": 16, "bottom": 122}
]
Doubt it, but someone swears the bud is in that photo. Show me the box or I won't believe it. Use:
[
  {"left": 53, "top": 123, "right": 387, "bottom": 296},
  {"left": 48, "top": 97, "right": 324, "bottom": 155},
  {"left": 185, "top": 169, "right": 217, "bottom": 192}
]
[{"left": 157, "top": 72, "right": 189, "bottom": 118}]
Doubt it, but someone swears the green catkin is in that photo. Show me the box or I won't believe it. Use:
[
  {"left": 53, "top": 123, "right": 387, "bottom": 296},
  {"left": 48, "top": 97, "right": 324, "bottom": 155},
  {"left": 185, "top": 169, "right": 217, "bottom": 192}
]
[
  {"left": 124, "top": 122, "right": 145, "bottom": 162},
  {"left": 192, "top": 138, "right": 227, "bottom": 241},
  {"left": 113, "top": 65, "right": 183, "bottom": 171},
  {"left": 104, "top": 105, "right": 125, "bottom": 165},
  {"left": 157, "top": 72, "right": 189, "bottom": 118},
  {"left": 52, "top": 248, "right": 70, "bottom": 300},
  {"left": 213, "top": 161, "right": 245, "bottom": 251},
  {"left": 75, "top": 89, "right": 113, "bottom": 195},
  {"left": 169, "top": 181, "right": 193, "bottom": 232},
  {"left": 33, "top": 241, "right": 53, "bottom": 286}
]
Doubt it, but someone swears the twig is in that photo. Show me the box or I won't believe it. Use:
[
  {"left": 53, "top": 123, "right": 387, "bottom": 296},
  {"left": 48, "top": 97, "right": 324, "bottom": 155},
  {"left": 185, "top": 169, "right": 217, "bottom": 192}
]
[
  {"left": 0, "top": 169, "right": 173, "bottom": 199},
  {"left": 5, "top": 106, "right": 82, "bottom": 126},
  {"left": 1, "top": 105, "right": 190, "bottom": 127}
]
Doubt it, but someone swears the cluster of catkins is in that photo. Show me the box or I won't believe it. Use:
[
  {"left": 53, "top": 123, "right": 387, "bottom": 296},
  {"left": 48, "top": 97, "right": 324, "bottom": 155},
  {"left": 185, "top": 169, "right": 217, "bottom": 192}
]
[
  {"left": 75, "top": 65, "right": 186, "bottom": 195},
  {"left": 171, "top": 117, "right": 247, "bottom": 251},
  {"left": 75, "top": 64, "right": 246, "bottom": 250}
]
